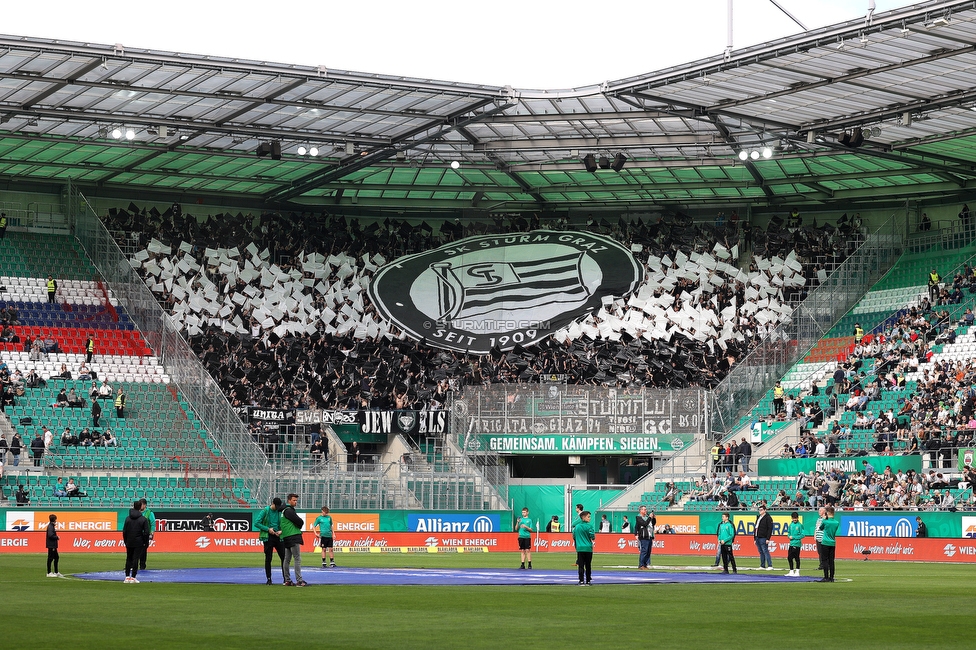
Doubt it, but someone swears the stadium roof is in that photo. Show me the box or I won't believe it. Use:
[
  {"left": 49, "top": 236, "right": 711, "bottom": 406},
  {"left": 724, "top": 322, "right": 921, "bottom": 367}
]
[{"left": 2, "top": 0, "right": 976, "bottom": 213}]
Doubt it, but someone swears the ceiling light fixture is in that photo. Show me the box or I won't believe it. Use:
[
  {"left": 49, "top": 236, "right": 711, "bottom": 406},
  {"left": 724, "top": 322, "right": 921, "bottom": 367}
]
[
  {"left": 111, "top": 128, "right": 122, "bottom": 139},
  {"left": 450, "top": 160, "right": 460, "bottom": 170}
]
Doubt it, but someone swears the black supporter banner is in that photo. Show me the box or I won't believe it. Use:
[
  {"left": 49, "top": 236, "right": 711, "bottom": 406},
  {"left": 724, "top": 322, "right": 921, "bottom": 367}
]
[
  {"left": 153, "top": 511, "right": 253, "bottom": 532},
  {"left": 246, "top": 407, "right": 295, "bottom": 424},
  {"left": 294, "top": 409, "right": 447, "bottom": 435}
]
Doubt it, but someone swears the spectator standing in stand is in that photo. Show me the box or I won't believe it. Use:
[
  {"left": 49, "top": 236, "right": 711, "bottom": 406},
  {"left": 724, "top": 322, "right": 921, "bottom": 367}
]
[
  {"left": 928, "top": 269, "right": 941, "bottom": 303},
  {"left": 30, "top": 432, "right": 45, "bottom": 467},
  {"left": 738, "top": 437, "right": 753, "bottom": 473},
  {"left": 115, "top": 388, "right": 126, "bottom": 418}
]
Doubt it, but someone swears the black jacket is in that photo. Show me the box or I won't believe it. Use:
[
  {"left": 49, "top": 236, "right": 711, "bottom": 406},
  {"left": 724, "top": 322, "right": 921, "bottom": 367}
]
[
  {"left": 122, "top": 509, "right": 150, "bottom": 548},
  {"left": 30, "top": 436, "right": 45, "bottom": 455},
  {"left": 754, "top": 512, "right": 772, "bottom": 539},
  {"left": 46, "top": 522, "right": 59, "bottom": 550},
  {"left": 635, "top": 514, "right": 656, "bottom": 540}
]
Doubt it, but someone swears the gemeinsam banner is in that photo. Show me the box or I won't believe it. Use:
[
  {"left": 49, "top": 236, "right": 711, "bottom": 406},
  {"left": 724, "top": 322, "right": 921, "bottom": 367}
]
[{"left": 1, "top": 532, "right": 975, "bottom": 562}]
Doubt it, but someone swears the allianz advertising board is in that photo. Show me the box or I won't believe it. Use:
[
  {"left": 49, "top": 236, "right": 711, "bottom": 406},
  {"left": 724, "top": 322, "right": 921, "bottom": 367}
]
[
  {"left": 841, "top": 515, "right": 917, "bottom": 538},
  {"left": 407, "top": 514, "right": 500, "bottom": 533}
]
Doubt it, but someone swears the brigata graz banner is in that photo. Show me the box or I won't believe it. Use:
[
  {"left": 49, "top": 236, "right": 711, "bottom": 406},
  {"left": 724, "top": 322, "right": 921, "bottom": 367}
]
[
  {"left": 458, "top": 385, "right": 707, "bottom": 445},
  {"left": 368, "top": 231, "right": 644, "bottom": 354}
]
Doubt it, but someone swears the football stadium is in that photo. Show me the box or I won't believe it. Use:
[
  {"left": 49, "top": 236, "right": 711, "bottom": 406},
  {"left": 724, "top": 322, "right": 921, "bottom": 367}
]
[{"left": 2, "top": 2, "right": 976, "bottom": 647}]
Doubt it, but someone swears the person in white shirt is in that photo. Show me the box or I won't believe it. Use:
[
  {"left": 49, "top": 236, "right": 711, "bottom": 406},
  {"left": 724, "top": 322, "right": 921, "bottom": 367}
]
[
  {"left": 42, "top": 426, "right": 53, "bottom": 450},
  {"left": 814, "top": 439, "right": 827, "bottom": 457},
  {"left": 942, "top": 491, "right": 956, "bottom": 511}
]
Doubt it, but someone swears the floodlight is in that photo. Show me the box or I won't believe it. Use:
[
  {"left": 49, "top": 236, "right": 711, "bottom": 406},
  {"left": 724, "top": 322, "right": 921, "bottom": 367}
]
[
  {"left": 761, "top": 147, "right": 773, "bottom": 159},
  {"left": 297, "top": 146, "right": 307, "bottom": 156},
  {"left": 750, "top": 150, "right": 760, "bottom": 160},
  {"left": 125, "top": 129, "right": 135, "bottom": 140},
  {"left": 309, "top": 147, "right": 319, "bottom": 157},
  {"left": 738, "top": 151, "right": 748, "bottom": 161},
  {"left": 111, "top": 128, "right": 122, "bottom": 139},
  {"left": 450, "top": 160, "right": 460, "bottom": 170}
]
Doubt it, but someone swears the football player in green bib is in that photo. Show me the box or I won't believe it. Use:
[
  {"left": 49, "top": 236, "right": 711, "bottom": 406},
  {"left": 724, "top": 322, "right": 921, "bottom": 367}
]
[
  {"left": 313, "top": 506, "right": 337, "bottom": 568},
  {"left": 516, "top": 508, "right": 534, "bottom": 569},
  {"left": 573, "top": 511, "right": 596, "bottom": 585}
]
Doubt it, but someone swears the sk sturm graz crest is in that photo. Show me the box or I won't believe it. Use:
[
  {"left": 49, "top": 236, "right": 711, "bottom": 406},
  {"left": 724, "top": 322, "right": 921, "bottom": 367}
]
[{"left": 368, "top": 231, "right": 643, "bottom": 353}]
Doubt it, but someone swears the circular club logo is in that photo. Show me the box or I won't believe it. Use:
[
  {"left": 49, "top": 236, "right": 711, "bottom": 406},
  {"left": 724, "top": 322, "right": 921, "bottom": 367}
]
[
  {"left": 472, "top": 516, "right": 494, "bottom": 532},
  {"left": 368, "top": 231, "right": 644, "bottom": 354}
]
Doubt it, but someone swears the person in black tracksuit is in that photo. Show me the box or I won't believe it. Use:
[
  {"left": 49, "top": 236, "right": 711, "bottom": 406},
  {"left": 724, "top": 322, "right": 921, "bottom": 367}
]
[
  {"left": 46, "top": 514, "right": 61, "bottom": 576},
  {"left": 122, "top": 501, "right": 150, "bottom": 583}
]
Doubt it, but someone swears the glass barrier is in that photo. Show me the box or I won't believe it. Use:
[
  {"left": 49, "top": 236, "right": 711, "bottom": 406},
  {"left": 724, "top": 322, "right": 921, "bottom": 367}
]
[{"left": 709, "top": 212, "right": 906, "bottom": 437}]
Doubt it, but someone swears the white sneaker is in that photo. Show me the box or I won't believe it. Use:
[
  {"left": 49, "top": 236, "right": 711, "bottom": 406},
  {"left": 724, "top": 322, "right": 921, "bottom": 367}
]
[
  {"left": 56, "top": 573, "right": 65, "bottom": 578},
  {"left": 765, "top": 566, "right": 774, "bottom": 571},
  {"left": 130, "top": 577, "right": 140, "bottom": 584},
  {"left": 124, "top": 577, "right": 133, "bottom": 583},
  {"left": 46, "top": 573, "right": 55, "bottom": 578}
]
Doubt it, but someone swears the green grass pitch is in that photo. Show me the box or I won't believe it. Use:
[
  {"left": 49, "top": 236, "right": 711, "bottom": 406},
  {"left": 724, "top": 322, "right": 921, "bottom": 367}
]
[{"left": 3, "top": 551, "right": 973, "bottom": 649}]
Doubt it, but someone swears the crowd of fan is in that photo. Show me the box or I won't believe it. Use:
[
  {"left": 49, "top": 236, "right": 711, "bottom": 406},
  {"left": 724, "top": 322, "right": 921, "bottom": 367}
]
[
  {"left": 676, "top": 260, "right": 976, "bottom": 512},
  {"left": 104, "top": 204, "right": 858, "bottom": 413},
  {"left": 683, "top": 462, "right": 976, "bottom": 512},
  {"left": 753, "top": 287, "right": 976, "bottom": 460}
]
